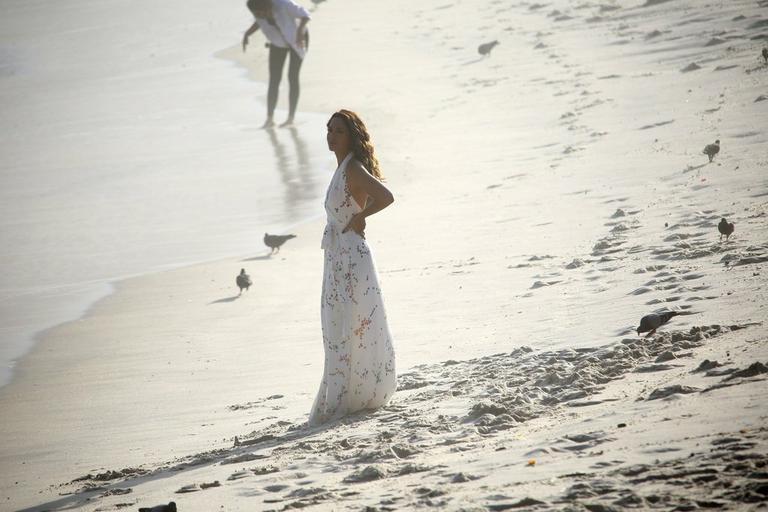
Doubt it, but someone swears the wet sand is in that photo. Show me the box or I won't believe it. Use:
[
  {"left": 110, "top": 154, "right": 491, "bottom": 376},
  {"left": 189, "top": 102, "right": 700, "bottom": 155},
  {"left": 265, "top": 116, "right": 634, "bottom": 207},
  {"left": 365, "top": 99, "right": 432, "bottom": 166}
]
[{"left": 1, "top": 0, "right": 767, "bottom": 510}]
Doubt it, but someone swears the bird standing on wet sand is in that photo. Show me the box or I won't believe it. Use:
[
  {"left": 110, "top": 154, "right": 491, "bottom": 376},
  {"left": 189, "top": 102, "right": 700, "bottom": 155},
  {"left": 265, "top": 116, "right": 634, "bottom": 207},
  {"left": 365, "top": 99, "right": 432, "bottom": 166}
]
[
  {"left": 264, "top": 233, "right": 296, "bottom": 254},
  {"left": 636, "top": 311, "right": 679, "bottom": 337},
  {"left": 718, "top": 218, "right": 735, "bottom": 241},
  {"left": 702, "top": 139, "right": 720, "bottom": 163},
  {"left": 762, "top": 47, "right": 768, "bottom": 64},
  {"left": 139, "top": 502, "right": 176, "bottom": 512},
  {"left": 478, "top": 40, "right": 499, "bottom": 56},
  {"left": 236, "top": 268, "right": 252, "bottom": 295}
]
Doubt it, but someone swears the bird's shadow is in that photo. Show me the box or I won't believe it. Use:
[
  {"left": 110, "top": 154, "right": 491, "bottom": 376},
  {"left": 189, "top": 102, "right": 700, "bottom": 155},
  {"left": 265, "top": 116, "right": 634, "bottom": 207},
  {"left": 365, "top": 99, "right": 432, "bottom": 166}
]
[
  {"left": 683, "top": 163, "right": 707, "bottom": 173},
  {"left": 242, "top": 254, "right": 272, "bottom": 262},
  {"left": 209, "top": 295, "right": 241, "bottom": 304},
  {"left": 462, "top": 57, "right": 485, "bottom": 66}
]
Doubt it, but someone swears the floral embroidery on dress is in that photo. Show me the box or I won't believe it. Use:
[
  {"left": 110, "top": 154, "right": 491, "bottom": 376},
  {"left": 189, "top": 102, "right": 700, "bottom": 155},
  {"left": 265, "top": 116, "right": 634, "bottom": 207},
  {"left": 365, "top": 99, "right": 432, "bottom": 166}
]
[{"left": 310, "top": 153, "right": 397, "bottom": 426}]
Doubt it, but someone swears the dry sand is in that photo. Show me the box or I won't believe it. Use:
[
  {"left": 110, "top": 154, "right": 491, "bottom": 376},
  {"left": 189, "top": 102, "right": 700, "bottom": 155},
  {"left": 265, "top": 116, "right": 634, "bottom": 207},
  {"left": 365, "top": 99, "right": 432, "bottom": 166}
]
[{"left": 1, "top": 0, "right": 767, "bottom": 510}]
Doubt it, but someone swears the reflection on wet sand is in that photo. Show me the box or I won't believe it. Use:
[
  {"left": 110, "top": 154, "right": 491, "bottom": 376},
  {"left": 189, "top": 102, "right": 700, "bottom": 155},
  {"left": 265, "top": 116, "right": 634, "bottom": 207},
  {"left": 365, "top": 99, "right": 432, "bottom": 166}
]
[{"left": 265, "top": 125, "right": 317, "bottom": 221}]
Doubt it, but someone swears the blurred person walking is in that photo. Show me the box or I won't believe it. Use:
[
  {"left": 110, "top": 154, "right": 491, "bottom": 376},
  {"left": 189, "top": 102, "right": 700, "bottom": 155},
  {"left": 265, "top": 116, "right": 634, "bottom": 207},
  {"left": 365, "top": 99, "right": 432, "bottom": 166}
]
[{"left": 242, "top": 0, "right": 310, "bottom": 128}]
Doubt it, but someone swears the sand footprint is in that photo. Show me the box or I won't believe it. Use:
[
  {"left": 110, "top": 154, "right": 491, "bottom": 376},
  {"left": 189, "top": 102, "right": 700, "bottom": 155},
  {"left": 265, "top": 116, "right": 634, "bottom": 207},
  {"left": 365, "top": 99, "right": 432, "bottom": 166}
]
[{"left": 176, "top": 480, "right": 221, "bottom": 493}]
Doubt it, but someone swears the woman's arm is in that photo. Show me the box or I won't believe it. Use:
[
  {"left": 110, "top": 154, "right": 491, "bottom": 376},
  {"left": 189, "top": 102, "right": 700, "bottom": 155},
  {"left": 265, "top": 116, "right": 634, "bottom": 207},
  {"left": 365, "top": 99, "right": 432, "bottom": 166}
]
[
  {"left": 295, "top": 16, "right": 309, "bottom": 49},
  {"left": 242, "top": 21, "right": 260, "bottom": 52},
  {"left": 277, "top": 0, "right": 311, "bottom": 48},
  {"left": 342, "top": 161, "right": 394, "bottom": 236}
]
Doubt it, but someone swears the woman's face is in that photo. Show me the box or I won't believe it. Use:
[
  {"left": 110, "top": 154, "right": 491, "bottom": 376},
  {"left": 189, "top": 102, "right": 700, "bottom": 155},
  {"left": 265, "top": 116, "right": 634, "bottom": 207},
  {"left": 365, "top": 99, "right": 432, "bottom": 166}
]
[{"left": 327, "top": 116, "right": 352, "bottom": 155}]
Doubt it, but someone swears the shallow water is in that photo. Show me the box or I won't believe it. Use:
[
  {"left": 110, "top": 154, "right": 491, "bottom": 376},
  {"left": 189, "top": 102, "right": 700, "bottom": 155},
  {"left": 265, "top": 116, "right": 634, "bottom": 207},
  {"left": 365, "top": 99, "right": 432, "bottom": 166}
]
[{"left": 0, "top": 0, "right": 334, "bottom": 386}]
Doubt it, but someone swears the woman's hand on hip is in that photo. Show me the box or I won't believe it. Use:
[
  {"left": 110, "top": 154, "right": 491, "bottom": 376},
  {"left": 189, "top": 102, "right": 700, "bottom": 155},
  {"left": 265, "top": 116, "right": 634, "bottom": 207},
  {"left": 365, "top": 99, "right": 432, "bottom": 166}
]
[
  {"left": 342, "top": 214, "right": 366, "bottom": 238},
  {"left": 296, "top": 17, "right": 309, "bottom": 49}
]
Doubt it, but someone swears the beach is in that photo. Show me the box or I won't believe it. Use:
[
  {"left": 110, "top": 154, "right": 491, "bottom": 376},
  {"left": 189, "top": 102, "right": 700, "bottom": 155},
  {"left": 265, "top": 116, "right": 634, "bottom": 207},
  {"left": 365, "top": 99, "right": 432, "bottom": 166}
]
[
  {"left": 0, "top": 0, "right": 334, "bottom": 388},
  {"left": 1, "top": 0, "right": 767, "bottom": 510}
]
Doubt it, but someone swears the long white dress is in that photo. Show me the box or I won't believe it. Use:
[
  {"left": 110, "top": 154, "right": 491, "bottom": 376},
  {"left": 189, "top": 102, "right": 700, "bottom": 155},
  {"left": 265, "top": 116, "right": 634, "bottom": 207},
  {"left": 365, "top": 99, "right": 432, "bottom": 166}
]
[{"left": 309, "top": 152, "right": 397, "bottom": 425}]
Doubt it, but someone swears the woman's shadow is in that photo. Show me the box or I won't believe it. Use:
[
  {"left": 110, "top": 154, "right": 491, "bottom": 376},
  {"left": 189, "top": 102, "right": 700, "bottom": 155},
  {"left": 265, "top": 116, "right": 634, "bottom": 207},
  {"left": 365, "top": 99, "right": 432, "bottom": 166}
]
[
  {"left": 265, "top": 125, "right": 316, "bottom": 220},
  {"left": 18, "top": 413, "right": 377, "bottom": 512}
]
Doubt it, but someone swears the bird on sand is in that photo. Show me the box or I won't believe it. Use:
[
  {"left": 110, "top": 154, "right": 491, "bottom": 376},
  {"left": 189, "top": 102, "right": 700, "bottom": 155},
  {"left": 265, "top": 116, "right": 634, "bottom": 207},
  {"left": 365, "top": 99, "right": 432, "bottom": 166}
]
[
  {"left": 762, "top": 47, "right": 768, "bottom": 64},
  {"left": 236, "top": 268, "right": 252, "bottom": 295},
  {"left": 139, "top": 502, "right": 176, "bottom": 512},
  {"left": 636, "top": 311, "right": 679, "bottom": 337},
  {"left": 702, "top": 139, "right": 720, "bottom": 163},
  {"left": 478, "top": 40, "right": 499, "bottom": 56},
  {"left": 264, "top": 233, "right": 296, "bottom": 254},
  {"left": 718, "top": 218, "right": 734, "bottom": 241}
]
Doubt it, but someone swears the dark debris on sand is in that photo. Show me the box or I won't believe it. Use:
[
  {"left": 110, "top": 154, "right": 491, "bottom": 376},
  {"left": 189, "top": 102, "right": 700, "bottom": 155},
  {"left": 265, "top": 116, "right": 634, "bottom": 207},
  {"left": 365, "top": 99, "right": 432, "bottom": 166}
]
[{"left": 557, "top": 428, "right": 768, "bottom": 511}]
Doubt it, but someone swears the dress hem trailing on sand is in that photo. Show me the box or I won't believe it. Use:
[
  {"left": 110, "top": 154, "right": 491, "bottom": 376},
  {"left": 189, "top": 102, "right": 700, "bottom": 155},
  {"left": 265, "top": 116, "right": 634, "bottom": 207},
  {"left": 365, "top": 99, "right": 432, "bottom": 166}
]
[{"left": 309, "top": 152, "right": 396, "bottom": 426}]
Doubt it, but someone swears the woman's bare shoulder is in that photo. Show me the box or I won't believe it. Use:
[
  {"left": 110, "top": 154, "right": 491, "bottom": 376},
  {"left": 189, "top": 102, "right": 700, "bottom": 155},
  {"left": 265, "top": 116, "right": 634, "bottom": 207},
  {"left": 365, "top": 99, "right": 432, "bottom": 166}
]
[{"left": 346, "top": 158, "right": 370, "bottom": 179}]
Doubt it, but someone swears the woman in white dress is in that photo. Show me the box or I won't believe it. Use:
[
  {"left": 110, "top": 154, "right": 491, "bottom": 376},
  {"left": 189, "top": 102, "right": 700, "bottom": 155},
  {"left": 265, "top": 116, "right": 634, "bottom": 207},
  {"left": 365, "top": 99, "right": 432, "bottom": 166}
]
[{"left": 309, "top": 110, "right": 397, "bottom": 425}]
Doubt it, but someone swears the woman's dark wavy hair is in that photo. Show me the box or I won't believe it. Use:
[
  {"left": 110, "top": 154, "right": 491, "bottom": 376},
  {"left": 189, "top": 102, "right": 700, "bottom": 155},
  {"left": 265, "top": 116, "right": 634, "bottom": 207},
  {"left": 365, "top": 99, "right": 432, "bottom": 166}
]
[
  {"left": 247, "top": 0, "right": 271, "bottom": 16},
  {"left": 328, "top": 109, "right": 383, "bottom": 181}
]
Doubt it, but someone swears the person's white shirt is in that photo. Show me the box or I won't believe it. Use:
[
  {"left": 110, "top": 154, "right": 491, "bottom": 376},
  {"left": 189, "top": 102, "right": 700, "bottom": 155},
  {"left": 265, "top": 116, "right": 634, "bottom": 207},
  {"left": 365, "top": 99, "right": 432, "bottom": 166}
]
[{"left": 255, "top": 0, "right": 310, "bottom": 59}]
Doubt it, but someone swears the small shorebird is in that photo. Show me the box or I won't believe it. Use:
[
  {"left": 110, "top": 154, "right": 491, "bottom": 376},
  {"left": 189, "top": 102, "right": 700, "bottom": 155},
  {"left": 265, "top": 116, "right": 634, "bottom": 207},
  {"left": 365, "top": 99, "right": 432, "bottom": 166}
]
[
  {"left": 637, "top": 311, "right": 679, "bottom": 337},
  {"left": 478, "top": 40, "right": 499, "bottom": 56},
  {"left": 264, "top": 233, "right": 296, "bottom": 254},
  {"left": 763, "top": 47, "right": 768, "bottom": 64},
  {"left": 718, "top": 218, "right": 734, "bottom": 241},
  {"left": 139, "top": 502, "right": 176, "bottom": 512},
  {"left": 702, "top": 139, "right": 720, "bottom": 162},
  {"left": 236, "top": 268, "right": 252, "bottom": 295}
]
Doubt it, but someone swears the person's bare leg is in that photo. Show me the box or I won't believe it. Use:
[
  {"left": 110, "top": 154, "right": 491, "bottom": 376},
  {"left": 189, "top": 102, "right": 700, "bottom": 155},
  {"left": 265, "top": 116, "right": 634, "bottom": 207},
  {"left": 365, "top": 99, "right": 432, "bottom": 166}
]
[
  {"left": 265, "top": 45, "right": 288, "bottom": 129},
  {"left": 281, "top": 49, "right": 302, "bottom": 127}
]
